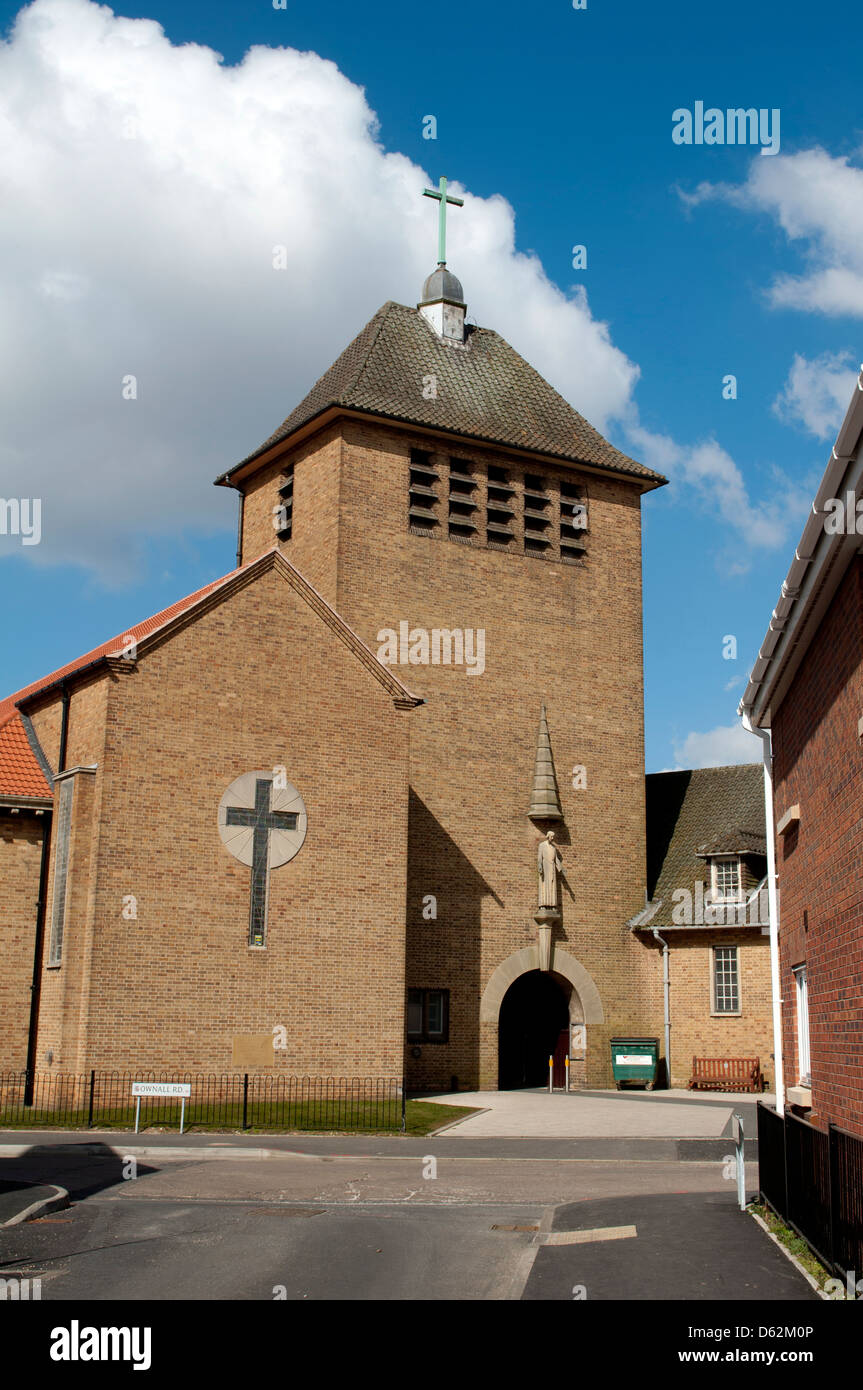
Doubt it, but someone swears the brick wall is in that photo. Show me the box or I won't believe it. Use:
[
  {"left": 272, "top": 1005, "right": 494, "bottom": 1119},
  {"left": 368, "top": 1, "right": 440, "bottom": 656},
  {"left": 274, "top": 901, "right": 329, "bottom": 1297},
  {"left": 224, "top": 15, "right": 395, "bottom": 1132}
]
[
  {"left": 30, "top": 560, "right": 412, "bottom": 1077},
  {"left": 662, "top": 931, "right": 773, "bottom": 1089},
  {"left": 247, "top": 418, "right": 664, "bottom": 1089},
  {"left": 239, "top": 426, "right": 343, "bottom": 604},
  {"left": 773, "top": 556, "right": 863, "bottom": 1137},
  {"left": 0, "top": 811, "right": 45, "bottom": 1069},
  {"left": 25, "top": 677, "right": 109, "bottom": 1072}
]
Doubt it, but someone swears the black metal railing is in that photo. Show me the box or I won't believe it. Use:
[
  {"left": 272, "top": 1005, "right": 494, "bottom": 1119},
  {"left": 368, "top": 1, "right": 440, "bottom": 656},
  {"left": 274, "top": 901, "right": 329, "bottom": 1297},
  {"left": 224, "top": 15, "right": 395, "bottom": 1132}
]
[
  {"left": 757, "top": 1101, "right": 863, "bottom": 1280},
  {"left": 0, "top": 1072, "right": 405, "bottom": 1133}
]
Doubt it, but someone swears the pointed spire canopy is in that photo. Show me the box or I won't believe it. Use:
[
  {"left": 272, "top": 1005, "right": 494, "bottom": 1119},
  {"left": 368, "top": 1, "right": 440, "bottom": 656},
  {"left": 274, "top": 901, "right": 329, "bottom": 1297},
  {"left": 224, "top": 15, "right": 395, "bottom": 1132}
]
[{"left": 528, "top": 703, "right": 563, "bottom": 820}]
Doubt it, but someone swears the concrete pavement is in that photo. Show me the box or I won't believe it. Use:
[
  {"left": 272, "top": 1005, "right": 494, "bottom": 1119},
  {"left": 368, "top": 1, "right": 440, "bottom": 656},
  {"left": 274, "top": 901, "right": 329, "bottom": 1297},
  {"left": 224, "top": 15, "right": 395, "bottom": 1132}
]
[{"left": 425, "top": 1087, "right": 770, "bottom": 1137}]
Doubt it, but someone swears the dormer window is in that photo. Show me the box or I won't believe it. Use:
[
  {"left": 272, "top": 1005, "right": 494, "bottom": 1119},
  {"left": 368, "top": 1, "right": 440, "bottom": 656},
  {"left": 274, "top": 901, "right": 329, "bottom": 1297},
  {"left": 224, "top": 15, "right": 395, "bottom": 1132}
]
[{"left": 710, "top": 856, "right": 742, "bottom": 903}]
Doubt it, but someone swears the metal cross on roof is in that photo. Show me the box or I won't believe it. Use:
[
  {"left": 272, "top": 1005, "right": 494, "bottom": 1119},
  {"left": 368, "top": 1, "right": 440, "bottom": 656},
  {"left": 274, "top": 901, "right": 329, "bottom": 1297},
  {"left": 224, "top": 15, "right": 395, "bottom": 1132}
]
[{"left": 422, "top": 176, "right": 464, "bottom": 266}]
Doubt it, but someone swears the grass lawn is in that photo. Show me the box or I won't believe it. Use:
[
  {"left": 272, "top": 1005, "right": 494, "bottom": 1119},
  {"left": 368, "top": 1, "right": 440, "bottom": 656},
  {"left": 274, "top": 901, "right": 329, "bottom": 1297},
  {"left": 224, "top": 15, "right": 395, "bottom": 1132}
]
[{"left": 0, "top": 1099, "right": 476, "bottom": 1137}]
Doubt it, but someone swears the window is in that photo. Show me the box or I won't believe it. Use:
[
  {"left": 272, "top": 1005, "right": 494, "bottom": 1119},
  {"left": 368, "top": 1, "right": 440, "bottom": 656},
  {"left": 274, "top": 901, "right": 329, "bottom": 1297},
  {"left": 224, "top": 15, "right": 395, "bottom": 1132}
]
[
  {"left": 711, "top": 856, "right": 742, "bottom": 903},
  {"left": 274, "top": 464, "right": 293, "bottom": 541},
  {"left": 794, "top": 965, "right": 811, "bottom": 1085},
  {"left": 712, "top": 946, "right": 739, "bottom": 1013},
  {"left": 407, "top": 988, "right": 450, "bottom": 1043},
  {"left": 48, "top": 777, "right": 74, "bottom": 966}
]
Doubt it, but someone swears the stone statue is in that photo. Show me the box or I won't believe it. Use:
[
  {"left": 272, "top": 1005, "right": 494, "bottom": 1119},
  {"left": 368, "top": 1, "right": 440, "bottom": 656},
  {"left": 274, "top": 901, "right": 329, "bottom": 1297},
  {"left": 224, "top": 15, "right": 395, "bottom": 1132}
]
[{"left": 537, "top": 831, "right": 562, "bottom": 909}]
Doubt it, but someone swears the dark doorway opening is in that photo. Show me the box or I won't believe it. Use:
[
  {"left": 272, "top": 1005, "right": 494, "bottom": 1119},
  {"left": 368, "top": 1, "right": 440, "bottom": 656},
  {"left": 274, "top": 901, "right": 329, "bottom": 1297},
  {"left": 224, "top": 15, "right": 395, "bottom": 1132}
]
[{"left": 498, "top": 970, "right": 570, "bottom": 1089}]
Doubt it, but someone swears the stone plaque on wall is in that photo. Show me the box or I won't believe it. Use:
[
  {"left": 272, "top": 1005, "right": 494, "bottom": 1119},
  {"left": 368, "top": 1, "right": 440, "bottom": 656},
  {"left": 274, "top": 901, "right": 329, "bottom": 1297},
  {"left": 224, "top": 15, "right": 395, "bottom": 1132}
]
[{"left": 231, "top": 1033, "right": 275, "bottom": 1068}]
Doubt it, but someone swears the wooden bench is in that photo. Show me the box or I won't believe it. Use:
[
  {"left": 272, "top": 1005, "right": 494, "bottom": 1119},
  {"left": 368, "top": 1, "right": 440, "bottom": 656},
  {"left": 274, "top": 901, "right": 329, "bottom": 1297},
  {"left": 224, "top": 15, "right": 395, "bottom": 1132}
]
[{"left": 688, "top": 1057, "right": 764, "bottom": 1093}]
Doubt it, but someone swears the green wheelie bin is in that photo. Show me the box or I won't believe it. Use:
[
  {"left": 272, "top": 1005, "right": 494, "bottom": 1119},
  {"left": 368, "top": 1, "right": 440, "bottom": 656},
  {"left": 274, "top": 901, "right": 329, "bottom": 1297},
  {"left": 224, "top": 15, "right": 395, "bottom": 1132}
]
[{"left": 610, "top": 1037, "right": 659, "bottom": 1090}]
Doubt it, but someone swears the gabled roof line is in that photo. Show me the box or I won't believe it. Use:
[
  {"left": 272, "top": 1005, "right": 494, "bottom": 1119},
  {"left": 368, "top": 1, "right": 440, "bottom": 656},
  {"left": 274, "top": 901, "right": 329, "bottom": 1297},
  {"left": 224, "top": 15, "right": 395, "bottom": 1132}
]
[
  {"left": 267, "top": 550, "right": 423, "bottom": 708},
  {"left": 7, "top": 567, "right": 244, "bottom": 723},
  {"left": 10, "top": 550, "right": 422, "bottom": 720},
  {"left": 0, "top": 569, "right": 239, "bottom": 730}
]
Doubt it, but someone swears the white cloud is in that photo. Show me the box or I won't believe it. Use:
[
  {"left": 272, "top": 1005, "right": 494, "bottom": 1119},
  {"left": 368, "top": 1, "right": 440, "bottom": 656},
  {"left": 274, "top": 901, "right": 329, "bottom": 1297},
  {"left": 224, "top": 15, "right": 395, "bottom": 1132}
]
[
  {"left": 623, "top": 421, "right": 811, "bottom": 561},
  {"left": 671, "top": 722, "right": 762, "bottom": 769},
  {"left": 773, "top": 350, "right": 859, "bottom": 440},
  {"left": 678, "top": 147, "right": 863, "bottom": 317},
  {"left": 0, "top": 0, "right": 639, "bottom": 579}
]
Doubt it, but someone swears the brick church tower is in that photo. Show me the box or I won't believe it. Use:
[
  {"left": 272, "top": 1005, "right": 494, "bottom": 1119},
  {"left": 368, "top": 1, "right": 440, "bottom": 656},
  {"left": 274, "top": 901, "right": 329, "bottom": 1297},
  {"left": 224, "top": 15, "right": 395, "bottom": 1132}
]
[{"left": 217, "top": 245, "right": 667, "bottom": 1089}]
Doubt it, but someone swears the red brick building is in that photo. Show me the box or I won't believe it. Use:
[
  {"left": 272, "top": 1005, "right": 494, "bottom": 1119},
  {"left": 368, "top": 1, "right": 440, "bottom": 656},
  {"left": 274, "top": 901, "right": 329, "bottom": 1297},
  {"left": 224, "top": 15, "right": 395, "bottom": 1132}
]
[
  {"left": 1, "top": 258, "right": 770, "bottom": 1092},
  {"left": 740, "top": 368, "right": 863, "bottom": 1138}
]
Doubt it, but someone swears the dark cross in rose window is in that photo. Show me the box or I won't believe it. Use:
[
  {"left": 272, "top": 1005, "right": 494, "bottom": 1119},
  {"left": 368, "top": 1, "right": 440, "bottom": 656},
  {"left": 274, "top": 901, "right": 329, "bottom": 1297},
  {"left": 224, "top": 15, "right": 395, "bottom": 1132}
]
[{"left": 225, "top": 778, "right": 298, "bottom": 946}]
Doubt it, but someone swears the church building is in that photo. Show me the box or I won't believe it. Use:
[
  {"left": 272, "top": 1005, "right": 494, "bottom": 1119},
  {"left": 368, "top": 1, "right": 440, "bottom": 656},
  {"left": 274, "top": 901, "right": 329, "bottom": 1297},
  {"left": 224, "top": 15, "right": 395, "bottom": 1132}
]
[{"left": 0, "top": 190, "right": 693, "bottom": 1092}]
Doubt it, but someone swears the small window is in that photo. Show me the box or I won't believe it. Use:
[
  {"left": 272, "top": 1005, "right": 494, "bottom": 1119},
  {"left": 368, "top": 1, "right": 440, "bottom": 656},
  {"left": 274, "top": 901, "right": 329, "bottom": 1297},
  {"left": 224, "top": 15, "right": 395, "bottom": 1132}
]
[
  {"left": 274, "top": 464, "right": 293, "bottom": 541},
  {"left": 711, "top": 856, "right": 742, "bottom": 903},
  {"left": 48, "top": 778, "right": 74, "bottom": 966},
  {"left": 713, "top": 946, "right": 740, "bottom": 1013},
  {"left": 407, "top": 988, "right": 450, "bottom": 1043},
  {"left": 793, "top": 965, "right": 811, "bottom": 1085}
]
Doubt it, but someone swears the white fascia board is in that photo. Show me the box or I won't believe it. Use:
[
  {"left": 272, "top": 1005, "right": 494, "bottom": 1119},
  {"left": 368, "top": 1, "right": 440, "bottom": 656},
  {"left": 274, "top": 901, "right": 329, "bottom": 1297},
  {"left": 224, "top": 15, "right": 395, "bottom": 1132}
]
[{"left": 740, "top": 369, "right": 863, "bottom": 730}]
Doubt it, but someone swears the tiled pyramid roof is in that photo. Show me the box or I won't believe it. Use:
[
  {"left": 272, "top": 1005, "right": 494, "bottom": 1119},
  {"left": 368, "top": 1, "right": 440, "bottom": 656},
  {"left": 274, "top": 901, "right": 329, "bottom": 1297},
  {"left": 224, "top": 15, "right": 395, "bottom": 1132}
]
[{"left": 218, "top": 302, "right": 665, "bottom": 486}]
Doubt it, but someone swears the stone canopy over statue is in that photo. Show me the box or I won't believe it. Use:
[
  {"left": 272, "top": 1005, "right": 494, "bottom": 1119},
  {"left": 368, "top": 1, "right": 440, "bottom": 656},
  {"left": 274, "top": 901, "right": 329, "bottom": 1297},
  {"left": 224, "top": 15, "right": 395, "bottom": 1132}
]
[{"left": 537, "top": 831, "right": 562, "bottom": 910}]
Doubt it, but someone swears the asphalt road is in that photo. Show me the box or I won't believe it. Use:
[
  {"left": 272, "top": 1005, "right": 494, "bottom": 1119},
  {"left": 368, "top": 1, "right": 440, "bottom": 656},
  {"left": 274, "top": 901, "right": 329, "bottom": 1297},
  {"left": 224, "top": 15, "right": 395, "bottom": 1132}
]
[{"left": 0, "top": 1143, "right": 816, "bottom": 1302}]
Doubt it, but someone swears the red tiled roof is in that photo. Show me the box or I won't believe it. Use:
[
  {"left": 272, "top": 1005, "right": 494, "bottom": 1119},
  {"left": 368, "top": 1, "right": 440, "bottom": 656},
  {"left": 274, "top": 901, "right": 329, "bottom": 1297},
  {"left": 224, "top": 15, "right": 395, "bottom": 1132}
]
[
  {"left": 0, "top": 713, "right": 51, "bottom": 799},
  {"left": 0, "top": 567, "right": 240, "bottom": 799}
]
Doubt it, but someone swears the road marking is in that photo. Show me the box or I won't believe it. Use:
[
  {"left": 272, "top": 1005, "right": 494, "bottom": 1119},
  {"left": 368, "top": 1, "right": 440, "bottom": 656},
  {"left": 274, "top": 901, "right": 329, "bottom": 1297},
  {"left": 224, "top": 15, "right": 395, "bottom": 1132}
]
[{"left": 542, "top": 1224, "right": 637, "bottom": 1246}]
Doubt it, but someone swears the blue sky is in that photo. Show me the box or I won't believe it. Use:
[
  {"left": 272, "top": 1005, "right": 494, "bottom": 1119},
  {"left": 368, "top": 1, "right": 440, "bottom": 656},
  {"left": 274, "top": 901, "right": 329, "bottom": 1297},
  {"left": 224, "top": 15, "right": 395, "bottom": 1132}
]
[{"left": 1, "top": 0, "right": 861, "bottom": 770}]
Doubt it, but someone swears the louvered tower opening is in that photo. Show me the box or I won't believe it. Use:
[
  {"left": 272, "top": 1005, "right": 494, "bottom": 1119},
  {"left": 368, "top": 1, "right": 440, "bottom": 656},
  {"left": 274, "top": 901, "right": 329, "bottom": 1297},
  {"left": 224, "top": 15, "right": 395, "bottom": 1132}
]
[
  {"left": 560, "top": 478, "right": 588, "bottom": 563},
  {"left": 486, "top": 464, "right": 516, "bottom": 549},
  {"left": 523, "top": 473, "right": 552, "bottom": 556},
  {"left": 447, "top": 458, "right": 478, "bottom": 543},
  {"left": 409, "top": 449, "right": 441, "bottom": 535}
]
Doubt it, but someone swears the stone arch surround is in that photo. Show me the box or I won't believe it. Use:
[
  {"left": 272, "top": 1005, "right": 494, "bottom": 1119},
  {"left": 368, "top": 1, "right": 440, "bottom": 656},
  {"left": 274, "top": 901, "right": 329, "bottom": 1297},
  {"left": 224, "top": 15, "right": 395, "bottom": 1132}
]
[
  {"left": 477, "top": 945, "right": 606, "bottom": 1089},
  {"left": 479, "top": 945, "right": 605, "bottom": 1026}
]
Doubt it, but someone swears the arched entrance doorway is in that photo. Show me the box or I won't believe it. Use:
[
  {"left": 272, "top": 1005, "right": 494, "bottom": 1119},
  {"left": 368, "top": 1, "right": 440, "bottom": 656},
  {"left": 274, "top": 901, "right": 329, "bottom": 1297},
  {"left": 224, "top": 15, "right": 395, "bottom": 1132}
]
[{"left": 498, "top": 970, "right": 570, "bottom": 1089}]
